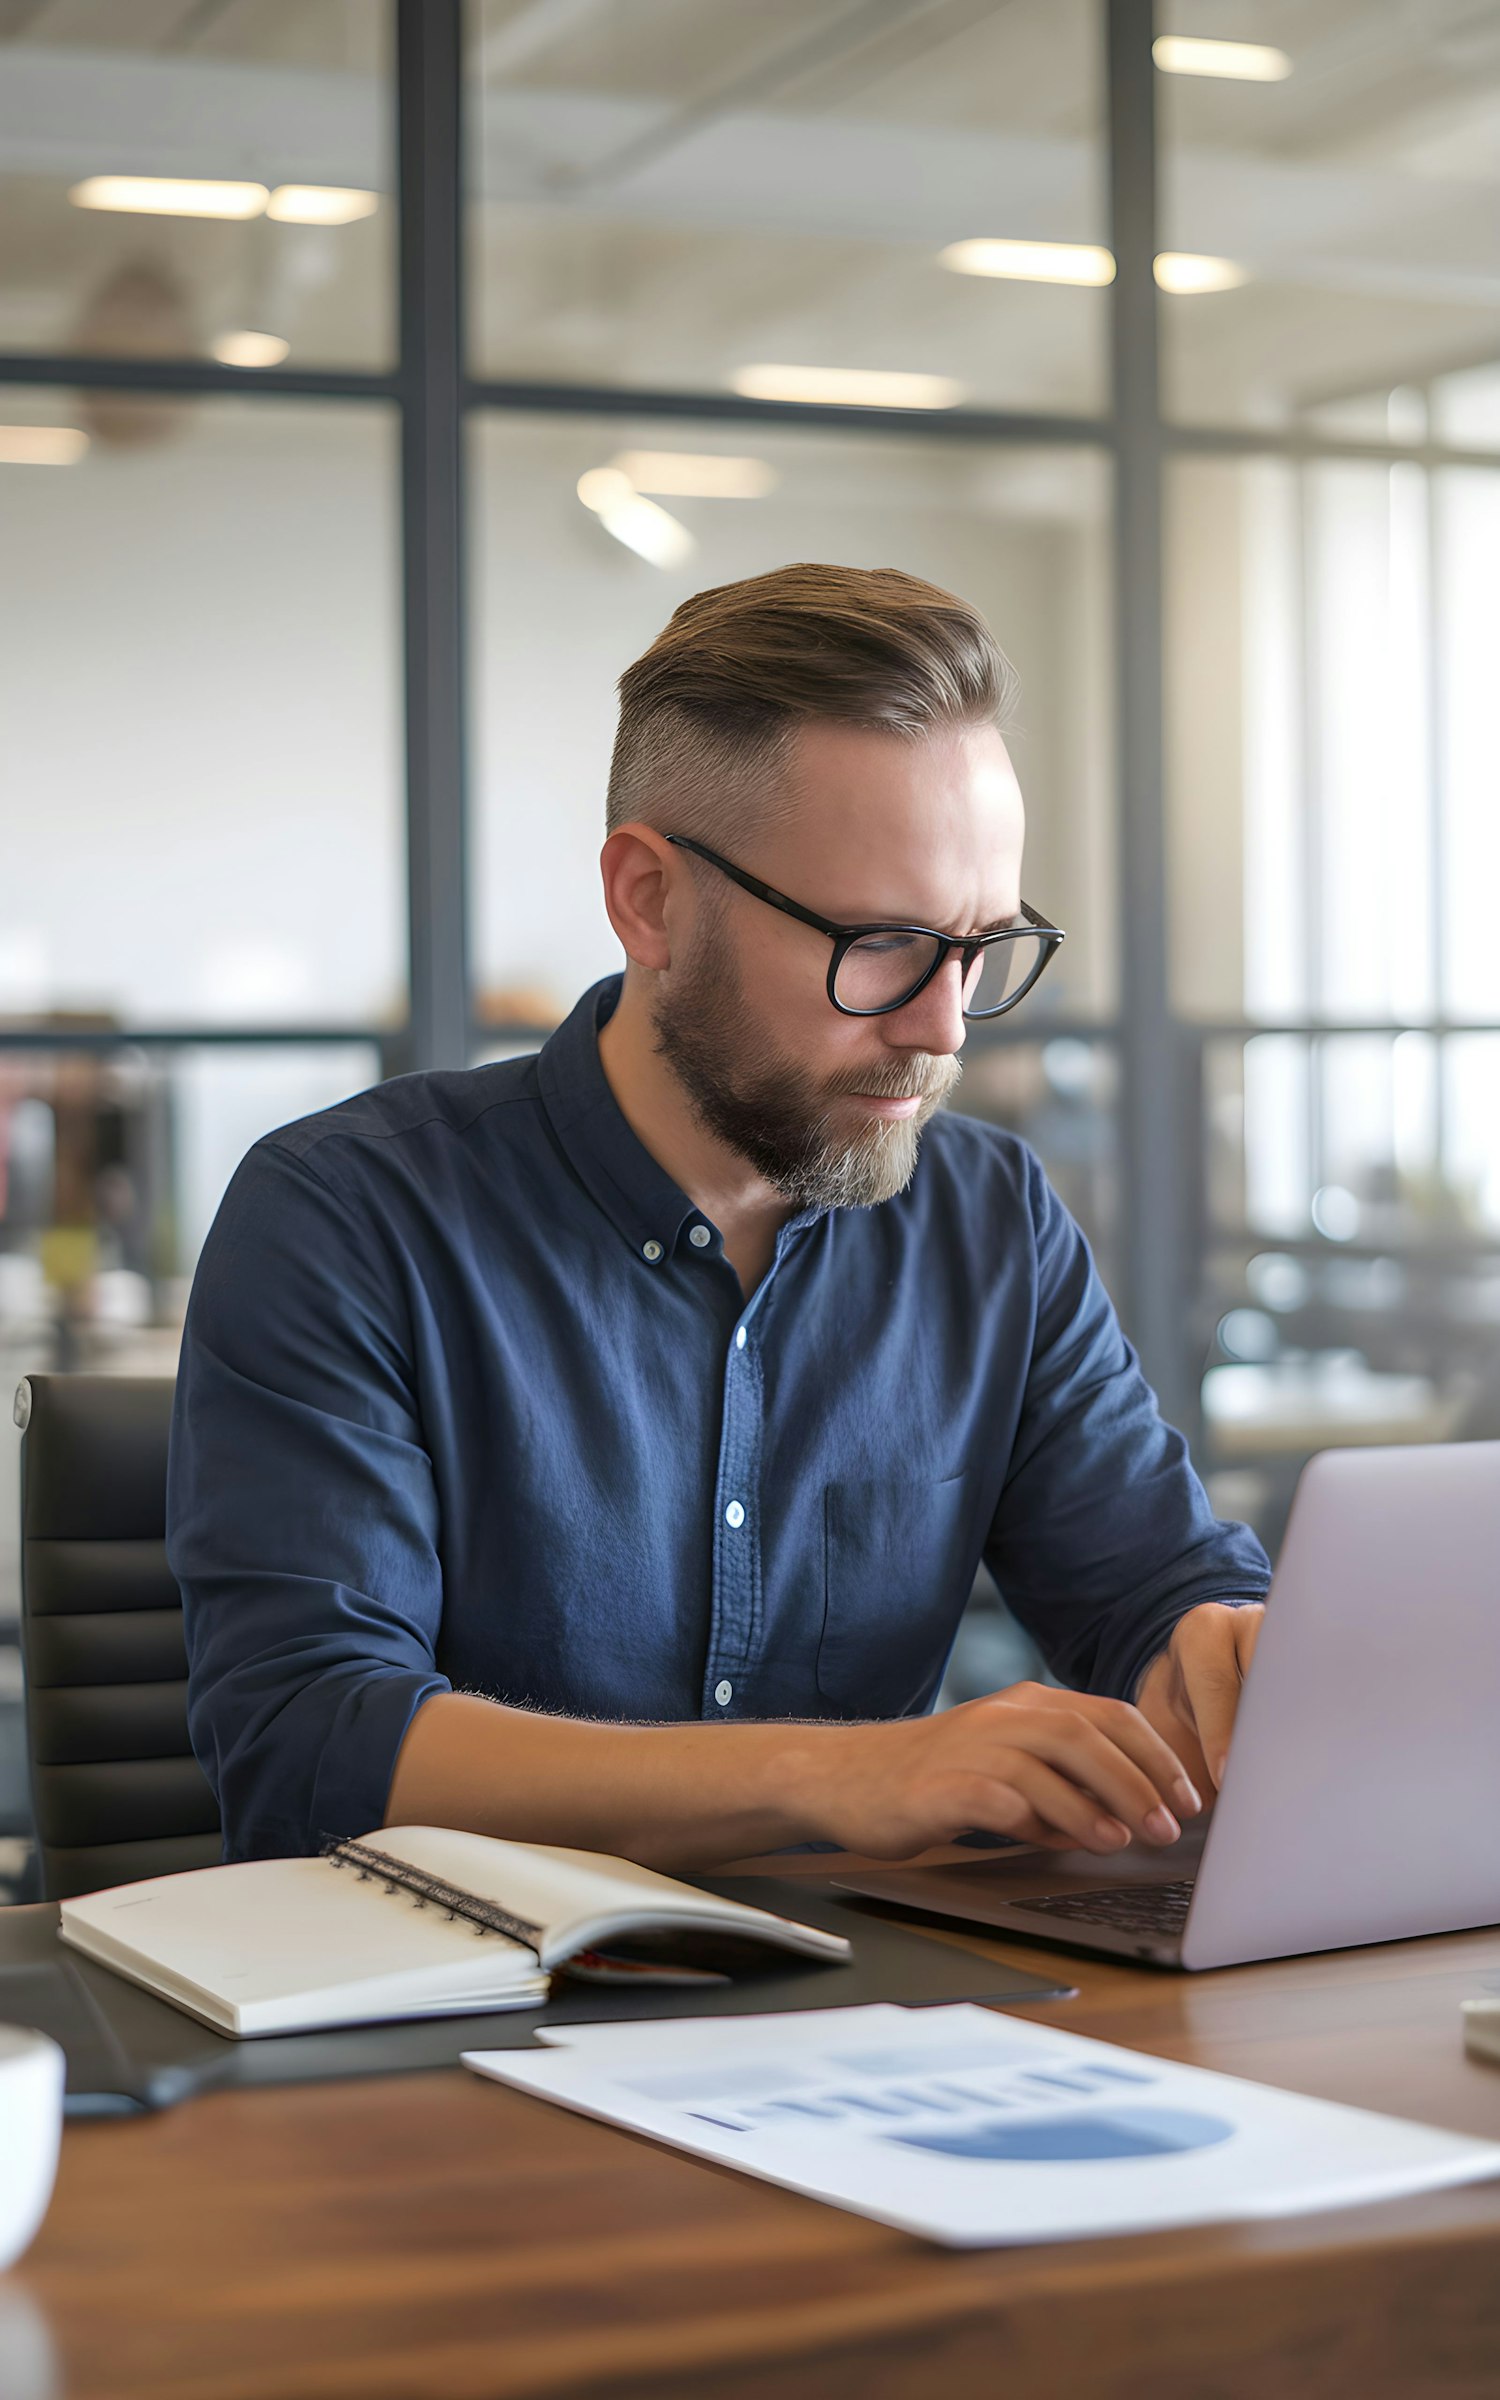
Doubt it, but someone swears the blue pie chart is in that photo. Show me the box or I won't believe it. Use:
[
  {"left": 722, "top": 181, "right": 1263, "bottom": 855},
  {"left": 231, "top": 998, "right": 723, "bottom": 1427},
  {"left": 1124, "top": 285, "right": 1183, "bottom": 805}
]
[{"left": 892, "top": 2106, "right": 1236, "bottom": 2161}]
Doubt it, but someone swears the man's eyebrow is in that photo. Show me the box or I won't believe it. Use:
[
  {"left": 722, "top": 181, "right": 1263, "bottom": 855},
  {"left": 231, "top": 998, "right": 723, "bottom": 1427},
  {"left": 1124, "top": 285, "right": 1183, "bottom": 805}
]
[
  {"left": 949, "top": 909, "right": 1022, "bottom": 939},
  {"left": 849, "top": 905, "right": 1022, "bottom": 936}
]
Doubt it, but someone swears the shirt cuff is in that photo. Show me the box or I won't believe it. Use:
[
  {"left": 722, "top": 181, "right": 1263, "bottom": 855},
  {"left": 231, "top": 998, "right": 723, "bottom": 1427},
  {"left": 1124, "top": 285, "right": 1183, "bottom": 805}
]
[{"left": 307, "top": 1667, "right": 451, "bottom": 1848}]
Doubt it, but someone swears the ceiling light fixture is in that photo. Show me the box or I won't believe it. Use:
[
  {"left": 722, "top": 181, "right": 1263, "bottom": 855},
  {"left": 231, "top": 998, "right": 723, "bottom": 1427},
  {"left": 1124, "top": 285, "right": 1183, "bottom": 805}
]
[
  {"left": 730, "top": 364, "right": 965, "bottom": 410},
  {"left": 210, "top": 330, "right": 291, "bottom": 368},
  {"left": 266, "top": 186, "right": 379, "bottom": 225},
  {"left": 69, "top": 175, "right": 270, "bottom": 219},
  {"left": 577, "top": 468, "right": 695, "bottom": 569},
  {"left": 943, "top": 240, "right": 1247, "bottom": 296},
  {"left": 608, "top": 450, "right": 777, "bottom": 498},
  {"left": 0, "top": 426, "right": 89, "bottom": 465},
  {"left": 940, "top": 238, "right": 1116, "bottom": 287},
  {"left": 1152, "top": 35, "right": 1292, "bottom": 81},
  {"left": 1154, "top": 252, "right": 1247, "bottom": 294}
]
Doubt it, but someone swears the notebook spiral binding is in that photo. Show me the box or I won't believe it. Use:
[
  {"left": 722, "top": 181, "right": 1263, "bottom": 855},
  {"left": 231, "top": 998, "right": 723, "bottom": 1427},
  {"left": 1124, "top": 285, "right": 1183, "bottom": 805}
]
[{"left": 319, "top": 1836, "right": 545, "bottom": 1959}]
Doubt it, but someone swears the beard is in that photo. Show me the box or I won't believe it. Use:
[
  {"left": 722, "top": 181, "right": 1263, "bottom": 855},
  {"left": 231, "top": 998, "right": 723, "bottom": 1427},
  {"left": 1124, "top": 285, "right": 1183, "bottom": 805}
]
[{"left": 651, "top": 936, "right": 962, "bottom": 1211}]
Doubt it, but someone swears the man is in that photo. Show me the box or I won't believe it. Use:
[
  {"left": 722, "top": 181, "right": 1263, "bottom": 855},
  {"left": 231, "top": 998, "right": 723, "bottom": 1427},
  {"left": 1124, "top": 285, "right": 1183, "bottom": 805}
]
[{"left": 170, "top": 563, "right": 1269, "bottom": 1869}]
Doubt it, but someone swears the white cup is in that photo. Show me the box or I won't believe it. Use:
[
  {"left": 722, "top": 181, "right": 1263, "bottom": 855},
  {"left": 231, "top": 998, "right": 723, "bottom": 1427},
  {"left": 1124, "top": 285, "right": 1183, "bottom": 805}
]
[{"left": 0, "top": 2027, "right": 65, "bottom": 2270}]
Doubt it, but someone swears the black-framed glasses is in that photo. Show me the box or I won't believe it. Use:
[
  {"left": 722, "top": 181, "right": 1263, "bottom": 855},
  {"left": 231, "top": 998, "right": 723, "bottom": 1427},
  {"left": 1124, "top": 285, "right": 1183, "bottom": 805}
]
[{"left": 666, "top": 835, "right": 1065, "bottom": 1021}]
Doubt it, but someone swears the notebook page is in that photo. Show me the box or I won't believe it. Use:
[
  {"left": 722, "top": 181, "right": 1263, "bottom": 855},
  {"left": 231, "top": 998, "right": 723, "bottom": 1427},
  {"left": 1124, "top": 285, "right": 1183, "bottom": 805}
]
[
  {"left": 61, "top": 1855, "right": 541, "bottom": 2020},
  {"left": 371, "top": 1827, "right": 850, "bottom": 1963}
]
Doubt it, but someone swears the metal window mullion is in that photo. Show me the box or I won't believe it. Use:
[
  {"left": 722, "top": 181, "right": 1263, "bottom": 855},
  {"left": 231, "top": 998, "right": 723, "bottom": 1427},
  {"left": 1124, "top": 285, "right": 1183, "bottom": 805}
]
[
  {"left": 1106, "top": 0, "right": 1196, "bottom": 1437},
  {"left": 1424, "top": 450, "right": 1452, "bottom": 1186},
  {"left": 0, "top": 354, "right": 397, "bottom": 402},
  {"left": 462, "top": 377, "right": 1111, "bottom": 446},
  {"left": 396, "top": 0, "right": 470, "bottom": 1075},
  {"left": 1293, "top": 460, "right": 1325, "bottom": 1210}
]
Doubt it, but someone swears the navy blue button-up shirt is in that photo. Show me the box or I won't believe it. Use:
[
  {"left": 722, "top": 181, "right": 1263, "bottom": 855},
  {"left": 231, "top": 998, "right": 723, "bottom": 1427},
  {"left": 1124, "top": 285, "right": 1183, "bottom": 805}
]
[{"left": 170, "top": 975, "right": 1270, "bottom": 1862}]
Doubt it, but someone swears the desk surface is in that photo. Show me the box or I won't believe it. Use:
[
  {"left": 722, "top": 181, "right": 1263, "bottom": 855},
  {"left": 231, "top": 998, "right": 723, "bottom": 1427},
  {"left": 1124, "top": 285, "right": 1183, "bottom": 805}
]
[{"left": 13, "top": 1861, "right": 1500, "bottom": 2400}]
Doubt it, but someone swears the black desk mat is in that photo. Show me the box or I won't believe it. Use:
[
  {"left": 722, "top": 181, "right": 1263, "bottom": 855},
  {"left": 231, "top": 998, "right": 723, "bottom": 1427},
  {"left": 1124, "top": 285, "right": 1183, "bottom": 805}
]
[{"left": 0, "top": 1880, "right": 1075, "bottom": 2114}]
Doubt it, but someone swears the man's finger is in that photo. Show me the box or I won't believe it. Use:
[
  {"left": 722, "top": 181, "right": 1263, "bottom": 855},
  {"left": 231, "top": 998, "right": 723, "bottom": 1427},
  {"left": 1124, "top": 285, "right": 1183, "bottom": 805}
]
[
  {"left": 1002, "top": 1757, "right": 1135, "bottom": 1853},
  {"left": 1233, "top": 1604, "right": 1265, "bottom": 1677},
  {"left": 1011, "top": 1717, "right": 1184, "bottom": 1844},
  {"left": 1065, "top": 1684, "right": 1202, "bottom": 1811},
  {"left": 1133, "top": 1677, "right": 1213, "bottom": 1801},
  {"left": 1086, "top": 1696, "right": 1203, "bottom": 1818},
  {"left": 980, "top": 1693, "right": 1198, "bottom": 1834},
  {"left": 1185, "top": 1605, "right": 1262, "bottom": 1785}
]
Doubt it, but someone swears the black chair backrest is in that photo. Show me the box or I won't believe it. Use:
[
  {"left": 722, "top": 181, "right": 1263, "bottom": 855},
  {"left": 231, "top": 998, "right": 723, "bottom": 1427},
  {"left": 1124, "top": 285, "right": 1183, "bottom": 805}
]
[{"left": 16, "top": 1372, "right": 222, "bottom": 1899}]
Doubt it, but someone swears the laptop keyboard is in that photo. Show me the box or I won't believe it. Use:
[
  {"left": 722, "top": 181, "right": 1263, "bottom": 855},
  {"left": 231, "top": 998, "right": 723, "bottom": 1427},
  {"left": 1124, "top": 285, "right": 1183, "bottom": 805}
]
[{"left": 1020, "top": 1880, "right": 1196, "bottom": 1938}]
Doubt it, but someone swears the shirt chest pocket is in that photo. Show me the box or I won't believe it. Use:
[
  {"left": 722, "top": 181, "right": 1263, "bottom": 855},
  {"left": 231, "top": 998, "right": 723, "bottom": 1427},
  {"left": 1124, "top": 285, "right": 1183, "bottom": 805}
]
[{"left": 817, "top": 1470, "right": 979, "bottom": 1717}]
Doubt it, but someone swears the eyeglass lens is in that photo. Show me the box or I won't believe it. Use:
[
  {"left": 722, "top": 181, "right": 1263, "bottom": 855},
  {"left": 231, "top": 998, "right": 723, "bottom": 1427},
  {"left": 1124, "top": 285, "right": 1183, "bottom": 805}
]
[{"left": 834, "top": 929, "right": 1050, "bottom": 1017}]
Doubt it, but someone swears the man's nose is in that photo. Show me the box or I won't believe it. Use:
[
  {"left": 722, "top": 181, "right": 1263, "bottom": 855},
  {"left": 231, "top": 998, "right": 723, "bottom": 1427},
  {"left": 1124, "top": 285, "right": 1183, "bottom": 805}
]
[{"left": 883, "top": 952, "right": 970, "bottom": 1055}]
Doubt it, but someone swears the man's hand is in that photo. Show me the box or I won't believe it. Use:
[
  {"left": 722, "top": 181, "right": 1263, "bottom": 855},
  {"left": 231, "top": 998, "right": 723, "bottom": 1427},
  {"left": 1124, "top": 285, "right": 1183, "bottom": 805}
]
[
  {"left": 1132, "top": 1602, "right": 1265, "bottom": 1796},
  {"left": 799, "top": 1682, "right": 1204, "bottom": 1862}
]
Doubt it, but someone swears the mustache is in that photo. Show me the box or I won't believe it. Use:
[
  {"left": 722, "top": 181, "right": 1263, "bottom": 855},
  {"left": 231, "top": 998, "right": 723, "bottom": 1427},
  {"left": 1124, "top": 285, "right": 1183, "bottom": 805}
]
[{"left": 827, "top": 1055, "right": 964, "bottom": 1104}]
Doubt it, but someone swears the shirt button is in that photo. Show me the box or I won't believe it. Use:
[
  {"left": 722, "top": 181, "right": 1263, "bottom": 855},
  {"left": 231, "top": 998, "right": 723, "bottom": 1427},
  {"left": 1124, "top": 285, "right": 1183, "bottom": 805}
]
[
  {"left": 641, "top": 1239, "right": 664, "bottom": 1262},
  {"left": 723, "top": 1500, "right": 745, "bottom": 1529},
  {"left": 689, "top": 1224, "right": 711, "bottom": 1249},
  {"left": 735, "top": 1326, "right": 747, "bottom": 1350},
  {"left": 714, "top": 1680, "right": 734, "bottom": 1707}
]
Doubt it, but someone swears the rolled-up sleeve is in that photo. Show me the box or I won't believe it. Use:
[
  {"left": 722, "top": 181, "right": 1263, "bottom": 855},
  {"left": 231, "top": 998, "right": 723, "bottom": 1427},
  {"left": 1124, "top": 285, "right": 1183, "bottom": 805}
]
[
  {"left": 168, "top": 1140, "right": 449, "bottom": 1860},
  {"left": 985, "top": 1145, "right": 1270, "bottom": 1701}
]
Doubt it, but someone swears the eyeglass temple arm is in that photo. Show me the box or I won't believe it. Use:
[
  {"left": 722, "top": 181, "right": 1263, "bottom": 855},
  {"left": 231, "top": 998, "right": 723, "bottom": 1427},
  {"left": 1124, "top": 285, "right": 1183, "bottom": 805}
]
[
  {"left": 664, "top": 835, "right": 845, "bottom": 940},
  {"left": 1018, "top": 901, "right": 1064, "bottom": 940}
]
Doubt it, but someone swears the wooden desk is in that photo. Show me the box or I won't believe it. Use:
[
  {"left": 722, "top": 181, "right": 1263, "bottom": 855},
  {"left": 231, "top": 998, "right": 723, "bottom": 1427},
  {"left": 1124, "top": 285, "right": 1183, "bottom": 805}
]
[{"left": 13, "top": 1883, "right": 1500, "bottom": 2400}]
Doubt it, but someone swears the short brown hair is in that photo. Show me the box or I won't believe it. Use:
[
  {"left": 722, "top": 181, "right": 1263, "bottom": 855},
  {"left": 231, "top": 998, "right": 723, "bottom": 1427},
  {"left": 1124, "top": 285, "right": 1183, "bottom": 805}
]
[{"left": 606, "top": 562, "right": 1017, "bottom": 844}]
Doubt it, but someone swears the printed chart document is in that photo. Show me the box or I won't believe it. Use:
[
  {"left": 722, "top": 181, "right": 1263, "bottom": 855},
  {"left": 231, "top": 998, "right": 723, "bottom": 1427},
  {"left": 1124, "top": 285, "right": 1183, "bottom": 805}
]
[{"left": 464, "top": 2003, "right": 1500, "bottom": 2248}]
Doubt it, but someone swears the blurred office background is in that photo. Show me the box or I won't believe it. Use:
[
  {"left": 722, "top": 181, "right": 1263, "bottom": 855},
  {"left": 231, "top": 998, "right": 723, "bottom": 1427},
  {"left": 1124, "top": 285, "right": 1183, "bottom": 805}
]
[{"left": 2, "top": 2, "right": 1498, "bottom": 1852}]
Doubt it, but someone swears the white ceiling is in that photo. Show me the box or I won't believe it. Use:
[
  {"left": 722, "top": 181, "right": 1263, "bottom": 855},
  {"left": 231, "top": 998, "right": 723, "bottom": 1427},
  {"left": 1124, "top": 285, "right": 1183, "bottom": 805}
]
[{"left": 0, "top": 0, "right": 1497, "bottom": 423}]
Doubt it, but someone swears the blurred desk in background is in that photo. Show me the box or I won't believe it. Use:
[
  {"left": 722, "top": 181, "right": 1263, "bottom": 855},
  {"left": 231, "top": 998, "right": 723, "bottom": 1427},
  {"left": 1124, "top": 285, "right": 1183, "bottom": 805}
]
[{"left": 1202, "top": 1355, "right": 1461, "bottom": 1463}]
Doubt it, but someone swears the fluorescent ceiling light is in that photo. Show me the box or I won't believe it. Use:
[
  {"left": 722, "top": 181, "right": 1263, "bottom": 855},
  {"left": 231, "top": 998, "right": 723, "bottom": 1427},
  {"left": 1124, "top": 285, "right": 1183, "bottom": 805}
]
[
  {"left": 1154, "top": 252, "right": 1247, "bottom": 294},
  {"left": 577, "top": 467, "right": 634, "bottom": 510},
  {"left": 266, "top": 186, "right": 379, "bottom": 225},
  {"left": 577, "top": 468, "right": 695, "bottom": 569},
  {"left": 730, "top": 364, "right": 965, "bottom": 410},
  {"left": 211, "top": 330, "right": 291, "bottom": 368},
  {"left": 0, "top": 426, "right": 89, "bottom": 466},
  {"left": 609, "top": 450, "right": 777, "bottom": 498},
  {"left": 943, "top": 239, "right": 1245, "bottom": 295},
  {"left": 940, "top": 238, "right": 1116, "bottom": 287},
  {"left": 69, "top": 176, "right": 268, "bottom": 219},
  {"left": 1153, "top": 35, "right": 1292, "bottom": 80}
]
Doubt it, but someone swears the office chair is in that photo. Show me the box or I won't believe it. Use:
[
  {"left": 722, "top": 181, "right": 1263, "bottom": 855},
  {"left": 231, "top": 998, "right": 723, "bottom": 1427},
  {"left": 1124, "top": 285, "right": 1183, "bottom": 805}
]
[{"left": 15, "top": 1373, "right": 221, "bottom": 1900}]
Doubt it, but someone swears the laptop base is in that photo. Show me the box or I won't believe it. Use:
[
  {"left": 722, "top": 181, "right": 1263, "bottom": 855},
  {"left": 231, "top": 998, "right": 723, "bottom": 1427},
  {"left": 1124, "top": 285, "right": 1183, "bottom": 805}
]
[{"left": 835, "top": 1819, "right": 1210, "bottom": 1971}]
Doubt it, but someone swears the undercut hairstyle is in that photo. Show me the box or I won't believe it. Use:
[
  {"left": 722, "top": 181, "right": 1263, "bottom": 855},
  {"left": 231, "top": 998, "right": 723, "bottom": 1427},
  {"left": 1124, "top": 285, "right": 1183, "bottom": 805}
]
[{"left": 605, "top": 562, "right": 1018, "bottom": 849}]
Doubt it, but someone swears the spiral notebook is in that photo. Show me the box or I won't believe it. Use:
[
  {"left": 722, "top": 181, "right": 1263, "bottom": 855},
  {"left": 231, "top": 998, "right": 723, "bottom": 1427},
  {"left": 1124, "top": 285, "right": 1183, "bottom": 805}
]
[{"left": 57, "top": 1826, "right": 853, "bottom": 2039}]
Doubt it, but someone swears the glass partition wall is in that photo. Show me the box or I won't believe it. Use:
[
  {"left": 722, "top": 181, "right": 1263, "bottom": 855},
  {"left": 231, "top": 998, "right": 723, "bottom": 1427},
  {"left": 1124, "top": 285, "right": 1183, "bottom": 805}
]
[{"left": 3, "top": 2, "right": 1497, "bottom": 1802}]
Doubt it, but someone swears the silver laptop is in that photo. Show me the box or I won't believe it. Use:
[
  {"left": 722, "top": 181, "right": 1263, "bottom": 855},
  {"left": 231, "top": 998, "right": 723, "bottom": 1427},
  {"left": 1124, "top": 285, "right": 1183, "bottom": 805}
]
[{"left": 837, "top": 1441, "right": 1500, "bottom": 1970}]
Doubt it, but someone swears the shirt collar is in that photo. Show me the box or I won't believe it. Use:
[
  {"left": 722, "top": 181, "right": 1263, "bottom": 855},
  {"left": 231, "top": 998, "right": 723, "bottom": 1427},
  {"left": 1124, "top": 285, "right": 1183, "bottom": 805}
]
[{"left": 537, "top": 976, "right": 708, "bottom": 1265}]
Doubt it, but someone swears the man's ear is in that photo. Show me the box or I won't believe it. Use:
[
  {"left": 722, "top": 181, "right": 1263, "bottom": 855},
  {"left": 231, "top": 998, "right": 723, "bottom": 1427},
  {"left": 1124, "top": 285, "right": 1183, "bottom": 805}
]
[{"left": 600, "top": 823, "right": 678, "bottom": 971}]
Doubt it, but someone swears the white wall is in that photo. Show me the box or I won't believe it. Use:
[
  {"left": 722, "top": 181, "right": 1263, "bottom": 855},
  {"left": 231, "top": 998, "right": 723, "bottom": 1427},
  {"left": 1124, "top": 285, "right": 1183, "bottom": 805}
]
[{"left": 0, "top": 399, "right": 404, "bottom": 1027}]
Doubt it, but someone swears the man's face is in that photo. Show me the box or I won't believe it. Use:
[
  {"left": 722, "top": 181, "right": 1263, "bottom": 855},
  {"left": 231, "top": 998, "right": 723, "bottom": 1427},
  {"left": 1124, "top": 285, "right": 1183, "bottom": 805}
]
[{"left": 652, "top": 719, "right": 1026, "bottom": 1208}]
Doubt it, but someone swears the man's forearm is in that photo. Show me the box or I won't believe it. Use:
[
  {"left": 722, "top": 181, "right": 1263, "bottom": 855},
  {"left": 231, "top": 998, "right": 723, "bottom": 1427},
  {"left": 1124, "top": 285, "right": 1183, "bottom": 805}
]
[
  {"left": 384, "top": 1676, "right": 1217, "bottom": 1871},
  {"left": 383, "top": 1690, "right": 841, "bottom": 1870}
]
